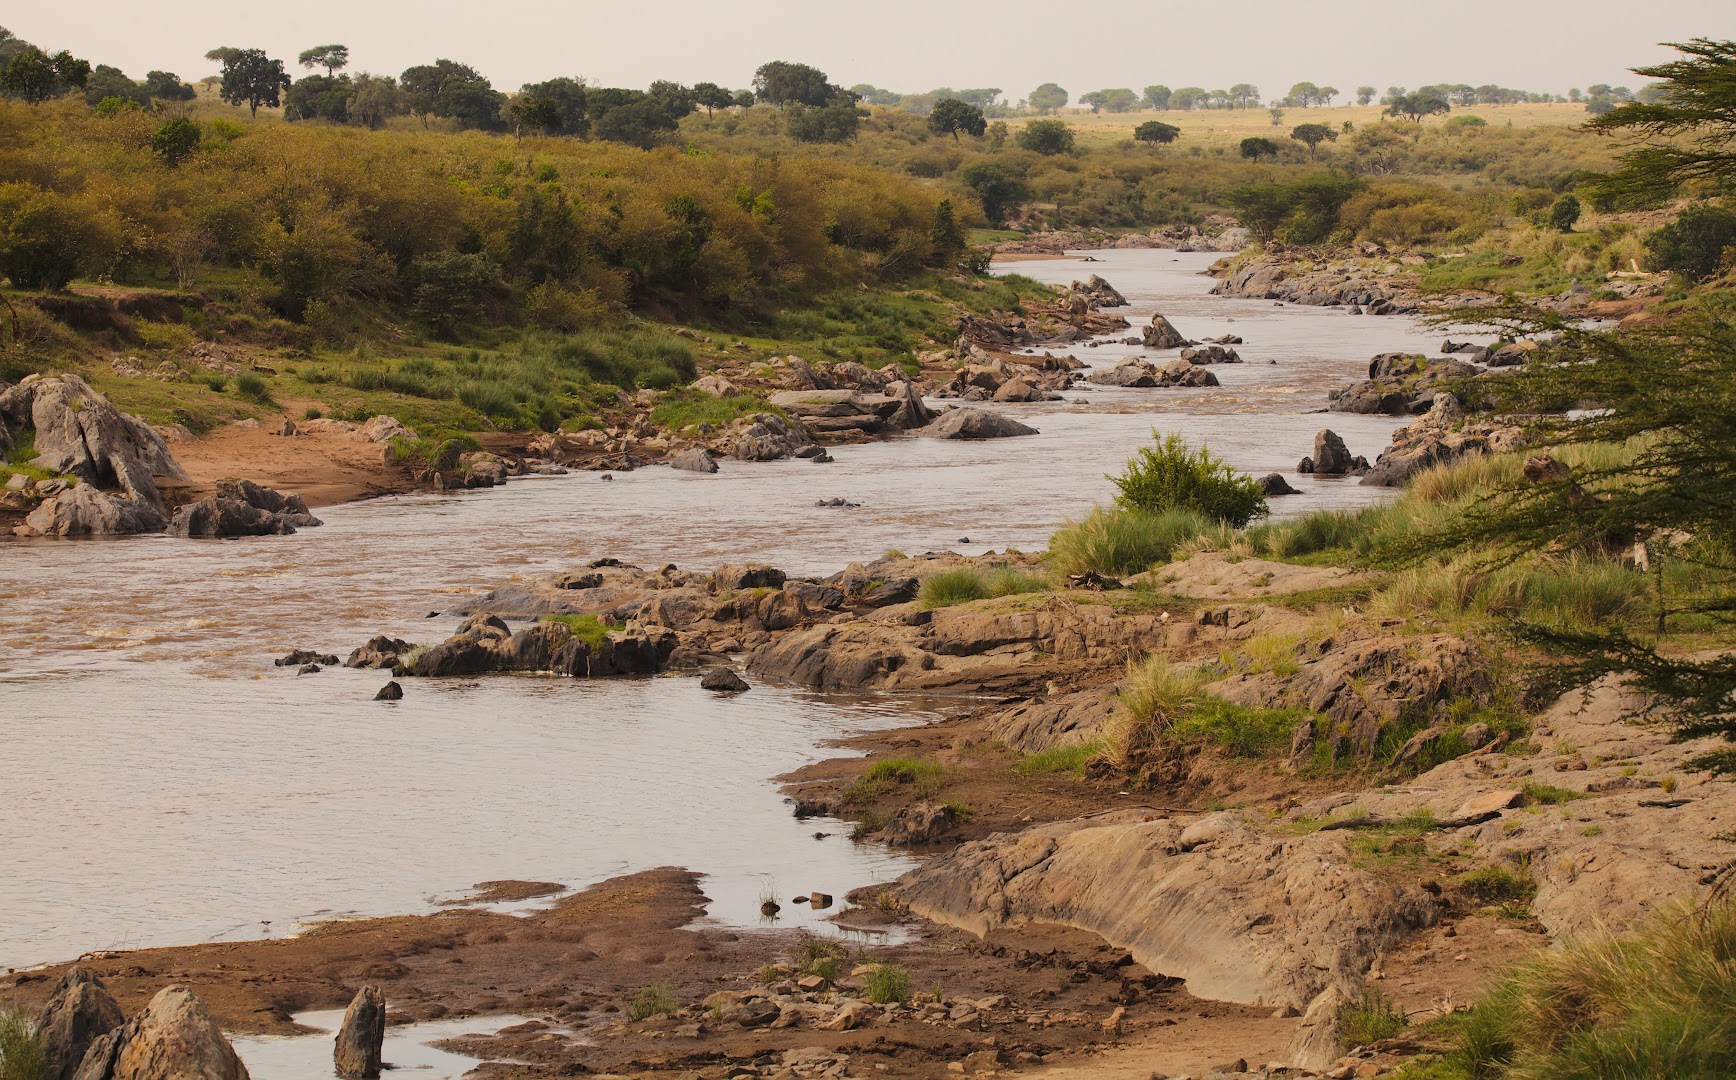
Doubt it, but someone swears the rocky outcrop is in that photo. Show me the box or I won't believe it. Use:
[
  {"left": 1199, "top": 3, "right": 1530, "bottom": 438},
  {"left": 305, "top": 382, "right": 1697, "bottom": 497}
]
[
  {"left": 72, "top": 985, "right": 250, "bottom": 1080},
  {"left": 333, "top": 985, "right": 385, "bottom": 1080},
  {"left": 690, "top": 374, "right": 739, "bottom": 397},
  {"left": 17, "top": 485, "right": 166, "bottom": 538},
  {"left": 398, "top": 614, "right": 677, "bottom": 679},
  {"left": 1088, "top": 359, "right": 1219, "bottom": 389},
  {"left": 768, "top": 387, "right": 934, "bottom": 439},
  {"left": 1212, "top": 259, "right": 1415, "bottom": 314},
  {"left": 1179, "top": 344, "right": 1241, "bottom": 364},
  {"left": 37, "top": 969, "right": 124, "bottom": 1080},
  {"left": 1307, "top": 430, "right": 1357, "bottom": 476},
  {"left": 1328, "top": 354, "right": 1481, "bottom": 416},
  {"left": 1069, "top": 275, "right": 1127, "bottom": 308},
  {"left": 732, "top": 413, "right": 818, "bottom": 461},
  {"left": 919, "top": 408, "right": 1038, "bottom": 440},
  {"left": 897, "top": 811, "right": 1437, "bottom": 1066},
  {"left": 169, "top": 480, "right": 322, "bottom": 538},
  {"left": 1360, "top": 396, "right": 1524, "bottom": 487},
  {"left": 1258, "top": 472, "right": 1300, "bottom": 496},
  {"left": 0, "top": 374, "right": 186, "bottom": 507},
  {"left": 1141, "top": 315, "right": 1191, "bottom": 350},
  {"left": 700, "top": 667, "right": 750, "bottom": 692}
]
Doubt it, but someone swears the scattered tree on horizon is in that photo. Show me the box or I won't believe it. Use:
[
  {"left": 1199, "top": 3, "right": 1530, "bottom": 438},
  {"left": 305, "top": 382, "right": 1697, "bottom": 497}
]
[
  {"left": 754, "top": 60, "right": 847, "bottom": 107},
  {"left": 1356, "top": 85, "right": 1376, "bottom": 106},
  {"left": 1385, "top": 90, "right": 1451, "bottom": 122},
  {"left": 1142, "top": 84, "right": 1171, "bottom": 110},
  {"left": 928, "top": 97, "right": 986, "bottom": 140},
  {"left": 1239, "top": 136, "right": 1279, "bottom": 161},
  {"left": 298, "top": 45, "right": 349, "bottom": 78},
  {"left": 0, "top": 46, "right": 90, "bottom": 103},
  {"left": 1027, "top": 82, "right": 1068, "bottom": 114},
  {"left": 216, "top": 48, "right": 291, "bottom": 117}
]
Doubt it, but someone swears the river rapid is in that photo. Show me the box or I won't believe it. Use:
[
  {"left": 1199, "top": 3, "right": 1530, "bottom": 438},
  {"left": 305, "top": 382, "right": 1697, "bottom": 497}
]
[{"left": 0, "top": 249, "right": 1454, "bottom": 971}]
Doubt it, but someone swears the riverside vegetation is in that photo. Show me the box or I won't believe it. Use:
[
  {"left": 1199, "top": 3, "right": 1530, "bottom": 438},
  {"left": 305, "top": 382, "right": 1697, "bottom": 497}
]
[{"left": 3, "top": 26, "right": 1736, "bottom": 1080}]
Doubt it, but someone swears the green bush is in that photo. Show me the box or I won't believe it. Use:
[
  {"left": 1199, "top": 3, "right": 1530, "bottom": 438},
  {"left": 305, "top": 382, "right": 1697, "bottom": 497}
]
[
  {"left": 919, "top": 569, "right": 988, "bottom": 608},
  {"left": 1451, "top": 898, "right": 1736, "bottom": 1079},
  {"left": 1111, "top": 433, "right": 1267, "bottom": 527},
  {"left": 865, "top": 964, "right": 913, "bottom": 1005},
  {"left": 1644, "top": 204, "right": 1736, "bottom": 280},
  {"left": 1456, "top": 863, "right": 1536, "bottom": 904},
  {"left": 984, "top": 565, "right": 1048, "bottom": 597},
  {"left": 233, "top": 372, "right": 272, "bottom": 404},
  {"left": 543, "top": 613, "right": 617, "bottom": 650},
  {"left": 625, "top": 983, "right": 680, "bottom": 1021},
  {"left": 1048, "top": 507, "right": 1214, "bottom": 577},
  {"left": 0, "top": 1007, "right": 46, "bottom": 1080}
]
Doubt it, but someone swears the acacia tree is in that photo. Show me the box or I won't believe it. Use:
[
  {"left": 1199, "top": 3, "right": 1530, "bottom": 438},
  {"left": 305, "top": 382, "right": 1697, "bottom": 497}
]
[
  {"left": 692, "top": 81, "right": 734, "bottom": 117},
  {"left": 1290, "top": 122, "right": 1337, "bottom": 158},
  {"left": 1357, "top": 86, "right": 1376, "bottom": 106},
  {"left": 1385, "top": 91, "right": 1450, "bottom": 122},
  {"left": 1027, "top": 82, "right": 1068, "bottom": 113},
  {"left": 218, "top": 48, "right": 290, "bottom": 117},
  {"left": 753, "top": 61, "right": 837, "bottom": 106},
  {"left": 298, "top": 45, "right": 349, "bottom": 77},
  {"left": 1143, "top": 84, "right": 1171, "bottom": 110},
  {"left": 928, "top": 97, "right": 985, "bottom": 140},
  {"left": 1585, "top": 38, "right": 1736, "bottom": 206},
  {"left": 1238, "top": 136, "right": 1279, "bottom": 161},
  {"left": 0, "top": 47, "right": 89, "bottom": 103},
  {"left": 1133, "top": 120, "right": 1180, "bottom": 146},
  {"left": 1016, "top": 118, "right": 1074, "bottom": 155}
]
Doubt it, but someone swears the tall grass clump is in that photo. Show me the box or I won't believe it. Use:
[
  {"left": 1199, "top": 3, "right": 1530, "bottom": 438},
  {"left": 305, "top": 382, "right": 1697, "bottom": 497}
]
[
  {"left": 1112, "top": 432, "right": 1267, "bottom": 527},
  {"left": 625, "top": 983, "right": 680, "bottom": 1021},
  {"left": 1450, "top": 899, "right": 1736, "bottom": 1079},
  {"left": 649, "top": 390, "right": 773, "bottom": 431},
  {"left": 1340, "top": 986, "right": 1408, "bottom": 1047},
  {"left": 1375, "top": 554, "right": 1646, "bottom": 628},
  {"left": 1048, "top": 507, "right": 1213, "bottom": 577},
  {"left": 919, "top": 569, "right": 988, "bottom": 608},
  {"left": 1100, "top": 656, "right": 1204, "bottom": 771},
  {"left": 543, "top": 613, "right": 618, "bottom": 650},
  {"left": 233, "top": 372, "right": 273, "bottom": 404},
  {"left": 0, "top": 1007, "right": 46, "bottom": 1080},
  {"left": 865, "top": 964, "right": 913, "bottom": 1005},
  {"left": 984, "top": 565, "right": 1048, "bottom": 597},
  {"left": 1015, "top": 742, "right": 1102, "bottom": 776}
]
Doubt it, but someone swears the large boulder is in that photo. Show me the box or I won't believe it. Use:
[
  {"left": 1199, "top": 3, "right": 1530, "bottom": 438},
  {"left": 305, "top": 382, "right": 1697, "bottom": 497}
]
[
  {"left": 72, "top": 985, "right": 250, "bottom": 1080},
  {"left": 1070, "top": 274, "right": 1128, "bottom": 308},
  {"left": 1328, "top": 354, "right": 1480, "bottom": 416},
  {"left": 17, "top": 485, "right": 165, "bottom": 538},
  {"left": 1089, "top": 360, "right": 1160, "bottom": 387},
  {"left": 333, "top": 985, "right": 385, "bottom": 1080},
  {"left": 1361, "top": 398, "right": 1524, "bottom": 487},
  {"left": 37, "top": 969, "right": 124, "bottom": 1080},
  {"left": 919, "top": 408, "right": 1038, "bottom": 440},
  {"left": 1310, "top": 430, "right": 1356, "bottom": 476},
  {"left": 0, "top": 374, "right": 186, "bottom": 508},
  {"left": 1142, "top": 315, "right": 1191, "bottom": 350},
  {"left": 668, "top": 448, "right": 718, "bottom": 474},
  {"left": 732, "top": 413, "right": 816, "bottom": 461},
  {"left": 169, "top": 480, "right": 322, "bottom": 538}
]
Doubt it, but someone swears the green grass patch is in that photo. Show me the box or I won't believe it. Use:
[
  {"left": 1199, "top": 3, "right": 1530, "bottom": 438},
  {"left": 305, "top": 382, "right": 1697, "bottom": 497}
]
[
  {"left": 650, "top": 389, "right": 774, "bottom": 431},
  {"left": 1049, "top": 507, "right": 1216, "bottom": 577},
  {"left": 1015, "top": 742, "right": 1102, "bottom": 777},
  {"left": 1456, "top": 863, "right": 1536, "bottom": 905},
  {"left": 1170, "top": 696, "right": 1309, "bottom": 758},
  {"left": 865, "top": 964, "right": 913, "bottom": 1005},
  {"left": 625, "top": 983, "right": 680, "bottom": 1020},
  {"left": 919, "top": 569, "right": 988, "bottom": 608},
  {"left": 0, "top": 1006, "right": 47, "bottom": 1080},
  {"left": 543, "top": 613, "right": 619, "bottom": 650},
  {"left": 1520, "top": 781, "right": 1587, "bottom": 806},
  {"left": 840, "top": 758, "right": 946, "bottom": 805},
  {"left": 1340, "top": 986, "right": 1409, "bottom": 1047}
]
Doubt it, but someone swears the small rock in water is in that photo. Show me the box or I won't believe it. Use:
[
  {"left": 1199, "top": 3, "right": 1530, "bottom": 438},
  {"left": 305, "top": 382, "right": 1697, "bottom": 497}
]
[
  {"left": 374, "top": 681, "right": 404, "bottom": 701},
  {"left": 957, "top": 537, "right": 971, "bottom": 544},
  {"left": 761, "top": 899, "right": 780, "bottom": 917},
  {"left": 275, "top": 649, "right": 339, "bottom": 667},
  {"left": 812, "top": 832, "right": 830, "bottom": 839},
  {"left": 599, "top": 473, "right": 613, "bottom": 481},
  {"left": 700, "top": 668, "right": 750, "bottom": 693},
  {"left": 808, "top": 891, "right": 834, "bottom": 909},
  {"left": 334, "top": 984, "right": 386, "bottom": 1080},
  {"left": 1258, "top": 473, "right": 1300, "bottom": 496},
  {"left": 297, "top": 663, "right": 322, "bottom": 675}
]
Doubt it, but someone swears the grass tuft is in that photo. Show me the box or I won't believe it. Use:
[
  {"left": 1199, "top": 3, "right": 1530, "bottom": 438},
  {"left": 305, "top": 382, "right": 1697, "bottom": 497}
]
[
  {"left": 918, "top": 569, "right": 988, "bottom": 608},
  {"left": 0, "top": 1007, "right": 46, "bottom": 1080},
  {"left": 839, "top": 758, "right": 946, "bottom": 805},
  {"left": 1340, "top": 986, "right": 1408, "bottom": 1047},
  {"left": 625, "top": 983, "right": 680, "bottom": 1021},
  {"left": 1015, "top": 742, "right": 1102, "bottom": 777},
  {"left": 864, "top": 964, "right": 913, "bottom": 1005}
]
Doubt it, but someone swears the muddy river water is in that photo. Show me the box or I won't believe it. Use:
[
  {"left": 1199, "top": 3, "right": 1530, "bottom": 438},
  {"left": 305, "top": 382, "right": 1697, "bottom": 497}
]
[{"left": 0, "top": 250, "right": 1457, "bottom": 971}]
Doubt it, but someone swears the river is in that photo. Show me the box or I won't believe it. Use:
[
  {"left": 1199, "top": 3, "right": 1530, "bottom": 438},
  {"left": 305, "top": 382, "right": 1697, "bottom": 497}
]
[{"left": 0, "top": 249, "right": 1453, "bottom": 971}]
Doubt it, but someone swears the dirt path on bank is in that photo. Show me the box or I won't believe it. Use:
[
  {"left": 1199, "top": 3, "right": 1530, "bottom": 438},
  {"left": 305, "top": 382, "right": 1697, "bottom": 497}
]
[{"left": 162, "top": 424, "right": 418, "bottom": 508}]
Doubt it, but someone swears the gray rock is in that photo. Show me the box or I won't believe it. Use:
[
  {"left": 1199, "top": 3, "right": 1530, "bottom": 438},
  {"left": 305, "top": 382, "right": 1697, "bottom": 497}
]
[
  {"left": 1258, "top": 473, "right": 1300, "bottom": 496},
  {"left": 919, "top": 408, "right": 1038, "bottom": 440},
  {"left": 71, "top": 985, "right": 250, "bottom": 1080},
  {"left": 36, "top": 968, "right": 124, "bottom": 1080},
  {"left": 334, "top": 985, "right": 385, "bottom": 1080},
  {"left": 0, "top": 374, "right": 186, "bottom": 509},
  {"left": 374, "top": 681, "right": 403, "bottom": 701},
  {"left": 1142, "top": 315, "right": 1191, "bottom": 350},
  {"left": 169, "top": 480, "right": 321, "bottom": 539},
  {"left": 19, "top": 485, "right": 166, "bottom": 538},
  {"left": 716, "top": 564, "right": 786, "bottom": 590},
  {"left": 700, "top": 667, "right": 750, "bottom": 692},
  {"left": 1311, "top": 430, "right": 1355, "bottom": 476},
  {"left": 668, "top": 448, "right": 718, "bottom": 474}
]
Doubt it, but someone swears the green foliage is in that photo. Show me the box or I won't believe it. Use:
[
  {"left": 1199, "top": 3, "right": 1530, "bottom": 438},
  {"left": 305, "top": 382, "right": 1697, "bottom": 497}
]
[
  {"left": 149, "top": 117, "right": 201, "bottom": 166},
  {"left": 1450, "top": 898, "right": 1736, "bottom": 1079},
  {"left": 1015, "top": 742, "right": 1102, "bottom": 776},
  {"left": 1133, "top": 120, "right": 1181, "bottom": 146},
  {"left": 1017, "top": 119, "right": 1075, "bottom": 155},
  {"left": 232, "top": 372, "right": 272, "bottom": 404},
  {"left": 543, "top": 613, "right": 617, "bottom": 650},
  {"left": 0, "top": 1007, "right": 46, "bottom": 1080},
  {"left": 1111, "top": 432, "right": 1267, "bottom": 527},
  {"left": 1170, "top": 696, "right": 1309, "bottom": 757},
  {"left": 649, "top": 390, "right": 771, "bottom": 431},
  {"left": 1386, "top": 91, "right": 1452, "bottom": 122},
  {"left": 1644, "top": 204, "right": 1736, "bottom": 279},
  {"left": 625, "top": 983, "right": 680, "bottom": 1021},
  {"left": 218, "top": 48, "right": 291, "bottom": 117},
  {"left": 1584, "top": 38, "right": 1736, "bottom": 207},
  {"left": 1226, "top": 174, "right": 1367, "bottom": 244},
  {"left": 0, "top": 47, "right": 89, "bottom": 104},
  {"left": 0, "top": 182, "right": 114, "bottom": 291},
  {"left": 983, "top": 565, "right": 1047, "bottom": 597},
  {"left": 1027, "top": 83, "right": 1069, "bottom": 113},
  {"left": 1520, "top": 781, "right": 1587, "bottom": 806},
  {"left": 928, "top": 98, "right": 986, "bottom": 141},
  {"left": 1239, "top": 136, "right": 1279, "bottom": 160},
  {"left": 1456, "top": 864, "right": 1536, "bottom": 904},
  {"left": 840, "top": 758, "right": 945, "bottom": 805},
  {"left": 919, "top": 569, "right": 988, "bottom": 608},
  {"left": 864, "top": 964, "right": 913, "bottom": 1005},
  {"left": 1340, "top": 986, "right": 1408, "bottom": 1047},
  {"left": 1047, "top": 507, "right": 1214, "bottom": 577},
  {"left": 959, "top": 160, "right": 1029, "bottom": 225},
  {"left": 1547, "top": 193, "right": 1581, "bottom": 232},
  {"left": 1290, "top": 122, "right": 1338, "bottom": 157}
]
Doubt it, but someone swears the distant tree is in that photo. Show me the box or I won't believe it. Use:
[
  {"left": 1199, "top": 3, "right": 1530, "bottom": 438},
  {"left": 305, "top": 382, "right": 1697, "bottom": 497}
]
[
  {"left": 83, "top": 64, "right": 145, "bottom": 107},
  {"left": 1644, "top": 204, "right": 1736, "bottom": 279},
  {"left": 929, "top": 97, "right": 986, "bottom": 140},
  {"left": 510, "top": 93, "right": 562, "bottom": 137},
  {"left": 1290, "top": 122, "right": 1337, "bottom": 157},
  {"left": 1548, "top": 193, "right": 1582, "bottom": 232},
  {"left": 1171, "top": 86, "right": 1206, "bottom": 110},
  {"left": 1317, "top": 86, "right": 1339, "bottom": 106},
  {"left": 348, "top": 73, "right": 405, "bottom": 128},
  {"left": 1142, "top": 84, "right": 1171, "bottom": 110},
  {"left": 1102, "top": 87, "right": 1138, "bottom": 112},
  {"left": 0, "top": 47, "right": 89, "bottom": 103},
  {"left": 786, "top": 101, "right": 862, "bottom": 143},
  {"left": 753, "top": 61, "right": 838, "bottom": 107},
  {"left": 144, "top": 70, "right": 196, "bottom": 101},
  {"left": 647, "top": 80, "right": 696, "bottom": 119},
  {"left": 591, "top": 93, "right": 681, "bottom": 147},
  {"left": 401, "top": 59, "right": 503, "bottom": 129},
  {"left": 1228, "top": 82, "right": 1260, "bottom": 109},
  {"left": 204, "top": 47, "right": 242, "bottom": 68},
  {"left": 1078, "top": 89, "right": 1108, "bottom": 113},
  {"left": 732, "top": 89, "right": 755, "bottom": 109},
  {"left": 1239, "top": 136, "right": 1279, "bottom": 161},
  {"left": 284, "top": 74, "right": 352, "bottom": 122},
  {"left": 959, "top": 159, "right": 1029, "bottom": 223},
  {"left": 1268, "top": 106, "right": 1285, "bottom": 126},
  {"left": 1133, "top": 119, "right": 1180, "bottom": 145},
  {"left": 692, "top": 81, "right": 735, "bottom": 116},
  {"left": 1357, "top": 85, "right": 1376, "bottom": 106},
  {"left": 952, "top": 87, "right": 1003, "bottom": 110},
  {"left": 848, "top": 83, "right": 901, "bottom": 106},
  {"left": 218, "top": 49, "right": 291, "bottom": 117},
  {"left": 297, "top": 45, "right": 349, "bottom": 77},
  {"left": 1286, "top": 81, "right": 1321, "bottom": 107},
  {"left": 1569, "top": 87, "right": 1583, "bottom": 102},
  {"left": 985, "top": 119, "right": 1008, "bottom": 150},
  {"left": 931, "top": 198, "right": 966, "bottom": 263},
  {"left": 150, "top": 116, "right": 202, "bottom": 165},
  {"left": 518, "top": 77, "right": 588, "bottom": 135},
  {"left": 1016, "top": 118, "right": 1074, "bottom": 155},
  {"left": 1385, "top": 91, "right": 1450, "bottom": 122},
  {"left": 1027, "top": 82, "right": 1068, "bottom": 113}
]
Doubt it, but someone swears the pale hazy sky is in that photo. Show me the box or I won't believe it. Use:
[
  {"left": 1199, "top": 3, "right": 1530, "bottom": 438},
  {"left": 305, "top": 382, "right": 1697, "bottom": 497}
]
[{"left": 11, "top": 1, "right": 1735, "bottom": 101}]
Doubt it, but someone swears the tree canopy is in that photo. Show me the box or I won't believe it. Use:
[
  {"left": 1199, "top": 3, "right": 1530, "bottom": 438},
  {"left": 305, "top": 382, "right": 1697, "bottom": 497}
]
[
  {"left": 1016, "top": 118, "right": 1074, "bottom": 155},
  {"left": 1027, "top": 82, "right": 1068, "bottom": 113},
  {"left": 298, "top": 45, "right": 349, "bottom": 77},
  {"left": 1290, "top": 122, "right": 1337, "bottom": 157},
  {"left": 217, "top": 48, "right": 291, "bottom": 117},
  {"left": 1133, "top": 120, "right": 1180, "bottom": 146},
  {"left": 1584, "top": 38, "right": 1736, "bottom": 207},
  {"left": 0, "top": 47, "right": 90, "bottom": 104},
  {"left": 753, "top": 61, "right": 846, "bottom": 107},
  {"left": 928, "top": 97, "right": 985, "bottom": 141},
  {"left": 1384, "top": 91, "right": 1450, "bottom": 122}
]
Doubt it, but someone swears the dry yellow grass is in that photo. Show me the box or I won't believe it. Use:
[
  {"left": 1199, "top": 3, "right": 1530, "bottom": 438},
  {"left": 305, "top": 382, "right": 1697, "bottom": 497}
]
[{"left": 1013, "top": 102, "right": 1588, "bottom": 149}]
